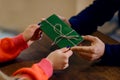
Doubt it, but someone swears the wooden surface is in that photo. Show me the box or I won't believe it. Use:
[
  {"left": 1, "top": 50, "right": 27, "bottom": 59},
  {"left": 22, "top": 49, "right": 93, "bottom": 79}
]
[{"left": 0, "top": 31, "right": 120, "bottom": 80}]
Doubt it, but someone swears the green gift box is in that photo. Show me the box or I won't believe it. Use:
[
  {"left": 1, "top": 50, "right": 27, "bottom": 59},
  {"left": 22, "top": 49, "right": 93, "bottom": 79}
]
[{"left": 40, "top": 14, "right": 84, "bottom": 48}]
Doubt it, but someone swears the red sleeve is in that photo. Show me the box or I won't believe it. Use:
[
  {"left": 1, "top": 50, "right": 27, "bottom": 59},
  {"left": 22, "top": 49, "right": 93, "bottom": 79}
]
[
  {"left": 0, "top": 34, "right": 28, "bottom": 63},
  {"left": 13, "top": 58, "right": 53, "bottom": 80}
]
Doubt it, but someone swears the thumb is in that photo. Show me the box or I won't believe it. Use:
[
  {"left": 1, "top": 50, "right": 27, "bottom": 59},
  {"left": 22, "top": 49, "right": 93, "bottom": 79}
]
[
  {"left": 71, "top": 46, "right": 80, "bottom": 51},
  {"left": 41, "top": 18, "right": 46, "bottom": 21}
]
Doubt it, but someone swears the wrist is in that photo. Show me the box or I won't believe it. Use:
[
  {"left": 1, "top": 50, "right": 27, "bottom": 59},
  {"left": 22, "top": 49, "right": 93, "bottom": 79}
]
[
  {"left": 12, "top": 34, "right": 28, "bottom": 49},
  {"left": 46, "top": 57, "right": 53, "bottom": 67},
  {"left": 37, "top": 58, "right": 53, "bottom": 78},
  {"left": 22, "top": 33, "right": 29, "bottom": 42}
]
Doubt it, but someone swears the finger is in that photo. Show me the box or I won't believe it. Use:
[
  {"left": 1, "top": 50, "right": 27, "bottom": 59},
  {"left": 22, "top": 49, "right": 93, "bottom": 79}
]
[
  {"left": 31, "top": 28, "right": 42, "bottom": 40},
  {"left": 58, "top": 47, "right": 70, "bottom": 52},
  {"left": 57, "top": 15, "right": 66, "bottom": 21},
  {"left": 27, "top": 40, "right": 34, "bottom": 46},
  {"left": 56, "top": 15, "right": 71, "bottom": 26},
  {"left": 79, "top": 52, "right": 96, "bottom": 61},
  {"left": 65, "top": 50, "right": 73, "bottom": 57},
  {"left": 63, "top": 64, "right": 69, "bottom": 69},
  {"left": 79, "top": 52, "right": 91, "bottom": 61},
  {"left": 37, "top": 27, "right": 42, "bottom": 33},
  {"left": 28, "top": 24, "right": 39, "bottom": 33},
  {"left": 71, "top": 46, "right": 93, "bottom": 53},
  {"left": 82, "top": 35, "right": 97, "bottom": 42},
  {"left": 41, "top": 18, "right": 46, "bottom": 21},
  {"left": 31, "top": 24, "right": 39, "bottom": 29},
  {"left": 36, "top": 24, "right": 40, "bottom": 28}
]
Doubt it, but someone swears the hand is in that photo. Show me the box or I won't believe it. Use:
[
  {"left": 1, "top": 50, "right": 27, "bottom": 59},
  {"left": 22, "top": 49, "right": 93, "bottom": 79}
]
[
  {"left": 47, "top": 48, "right": 73, "bottom": 70},
  {"left": 71, "top": 35, "right": 105, "bottom": 61},
  {"left": 22, "top": 24, "right": 42, "bottom": 42},
  {"left": 57, "top": 15, "right": 71, "bottom": 26}
]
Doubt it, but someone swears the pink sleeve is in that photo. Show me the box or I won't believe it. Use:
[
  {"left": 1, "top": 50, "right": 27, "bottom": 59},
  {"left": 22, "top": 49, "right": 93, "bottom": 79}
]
[
  {"left": 13, "top": 58, "right": 53, "bottom": 80},
  {"left": 37, "top": 58, "right": 53, "bottom": 78}
]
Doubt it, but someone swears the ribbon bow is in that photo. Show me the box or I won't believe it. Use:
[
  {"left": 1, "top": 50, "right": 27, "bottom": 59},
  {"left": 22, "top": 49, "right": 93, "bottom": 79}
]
[{"left": 45, "top": 20, "right": 80, "bottom": 46}]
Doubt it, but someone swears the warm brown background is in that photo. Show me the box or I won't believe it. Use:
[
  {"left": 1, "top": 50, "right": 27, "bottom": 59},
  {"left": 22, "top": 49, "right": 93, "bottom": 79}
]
[{"left": 0, "top": 0, "right": 93, "bottom": 32}]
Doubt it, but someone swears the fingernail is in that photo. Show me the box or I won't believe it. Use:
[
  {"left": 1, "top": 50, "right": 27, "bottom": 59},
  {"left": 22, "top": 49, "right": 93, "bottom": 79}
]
[
  {"left": 38, "top": 22, "right": 41, "bottom": 26},
  {"left": 66, "top": 45, "right": 71, "bottom": 49},
  {"left": 38, "top": 23, "right": 41, "bottom": 29}
]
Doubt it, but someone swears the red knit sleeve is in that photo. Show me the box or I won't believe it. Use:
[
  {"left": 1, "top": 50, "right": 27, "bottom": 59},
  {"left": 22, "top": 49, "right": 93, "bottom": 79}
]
[
  {"left": 0, "top": 34, "right": 28, "bottom": 63},
  {"left": 13, "top": 58, "right": 53, "bottom": 80}
]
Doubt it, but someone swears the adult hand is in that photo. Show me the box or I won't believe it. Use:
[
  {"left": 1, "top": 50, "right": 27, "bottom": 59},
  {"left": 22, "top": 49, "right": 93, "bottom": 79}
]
[
  {"left": 57, "top": 15, "right": 71, "bottom": 26},
  {"left": 71, "top": 35, "right": 105, "bottom": 61}
]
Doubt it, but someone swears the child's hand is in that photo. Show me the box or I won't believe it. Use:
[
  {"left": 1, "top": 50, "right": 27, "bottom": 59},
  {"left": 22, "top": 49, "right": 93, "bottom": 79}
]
[
  {"left": 22, "top": 24, "right": 42, "bottom": 42},
  {"left": 46, "top": 48, "right": 73, "bottom": 70}
]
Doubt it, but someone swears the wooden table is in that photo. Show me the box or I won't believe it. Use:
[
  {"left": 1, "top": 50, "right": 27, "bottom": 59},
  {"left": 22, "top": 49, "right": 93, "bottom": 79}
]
[{"left": 0, "top": 31, "right": 120, "bottom": 80}]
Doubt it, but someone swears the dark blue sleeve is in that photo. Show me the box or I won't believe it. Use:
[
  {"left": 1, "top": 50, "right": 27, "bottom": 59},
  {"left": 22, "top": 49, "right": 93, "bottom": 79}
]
[
  {"left": 96, "top": 44, "right": 120, "bottom": 66},
  {"left": 69, "top": 0, "right": 120, "bottom": 35}
]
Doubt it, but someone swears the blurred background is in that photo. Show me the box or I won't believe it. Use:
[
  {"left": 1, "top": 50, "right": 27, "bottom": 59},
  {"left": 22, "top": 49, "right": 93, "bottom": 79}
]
[{"left": 0, "top": 0, "right": 119, "bottom": 41}]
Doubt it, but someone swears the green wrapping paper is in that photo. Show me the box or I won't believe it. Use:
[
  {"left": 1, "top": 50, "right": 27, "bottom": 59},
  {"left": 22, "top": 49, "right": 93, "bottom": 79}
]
[{"left": 40, "top": 14, "right": 84, "bottom": 48}]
